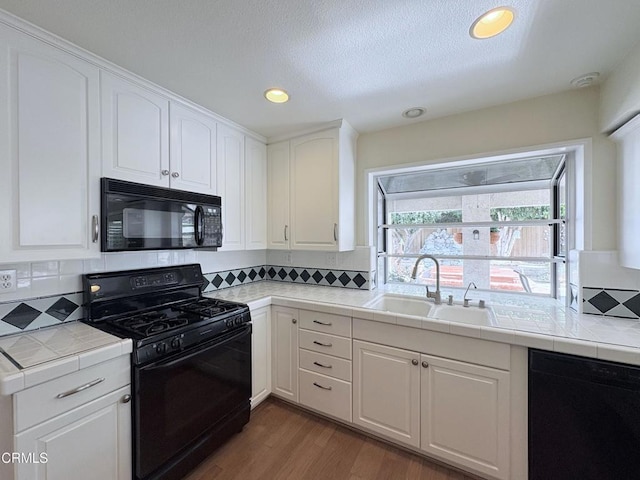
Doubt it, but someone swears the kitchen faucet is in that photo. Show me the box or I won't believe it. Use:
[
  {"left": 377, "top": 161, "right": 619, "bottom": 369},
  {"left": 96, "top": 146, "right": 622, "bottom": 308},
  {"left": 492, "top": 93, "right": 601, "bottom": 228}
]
[
  {"left": 463, "top": 282, "right": 477, "bottom": 307},
  {"left": 410, "top": 255, "right": 442, "bottom": 304}
]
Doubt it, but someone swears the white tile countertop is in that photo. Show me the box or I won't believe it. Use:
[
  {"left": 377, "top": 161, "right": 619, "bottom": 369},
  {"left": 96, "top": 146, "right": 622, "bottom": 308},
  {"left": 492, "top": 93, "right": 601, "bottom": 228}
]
[
  {"left": 0, "top": 322, "right": 131, "bottom": 395},
  {"left": 205, "top": 281, "right": 640, "bottom": 365},
  {"left": 3, "top": 280, "right": 639, "bottom": 397}
]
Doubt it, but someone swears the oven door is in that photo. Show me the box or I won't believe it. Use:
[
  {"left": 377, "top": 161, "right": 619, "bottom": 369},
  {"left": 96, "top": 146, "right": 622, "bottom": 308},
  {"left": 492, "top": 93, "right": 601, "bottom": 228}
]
[{"left": 134, "top": 325, "right": 251, "bottom": 479}]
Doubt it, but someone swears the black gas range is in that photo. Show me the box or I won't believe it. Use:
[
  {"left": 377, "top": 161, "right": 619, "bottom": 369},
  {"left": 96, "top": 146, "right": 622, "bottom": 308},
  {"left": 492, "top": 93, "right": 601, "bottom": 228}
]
[{"left": 83, "top": 264, "right": 251, "bottom": 480}]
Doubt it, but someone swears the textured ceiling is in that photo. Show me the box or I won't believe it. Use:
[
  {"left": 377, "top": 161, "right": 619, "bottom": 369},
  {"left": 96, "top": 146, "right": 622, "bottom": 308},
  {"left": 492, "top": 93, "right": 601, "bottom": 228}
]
[{"left": 1, "top": 0, "right": 640, "bottom": 138}]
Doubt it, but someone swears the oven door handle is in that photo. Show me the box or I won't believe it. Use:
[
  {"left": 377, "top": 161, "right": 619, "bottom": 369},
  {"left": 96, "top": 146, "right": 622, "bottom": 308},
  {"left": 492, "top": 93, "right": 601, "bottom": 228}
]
[{"left": 143, "top": 325, "right": 250, "bottom": 371}]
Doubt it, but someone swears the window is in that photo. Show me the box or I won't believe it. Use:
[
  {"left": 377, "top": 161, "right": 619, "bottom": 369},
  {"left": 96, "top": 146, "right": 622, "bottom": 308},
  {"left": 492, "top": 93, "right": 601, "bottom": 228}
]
[{"left": 376, "top": 154, "right": 567, "bottom": 297}]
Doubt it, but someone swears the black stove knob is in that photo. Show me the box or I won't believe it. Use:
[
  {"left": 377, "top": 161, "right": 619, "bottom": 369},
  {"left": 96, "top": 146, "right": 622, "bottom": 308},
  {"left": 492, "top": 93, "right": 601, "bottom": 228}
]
[
  {"left": 225, "top": 319, "right": 234, "bottom": 328},
  {"left": 171, "top": 338, "right": 183, "bottom": 349},
  {"left": 155, "top": 343, "right": 167, "bottom": 355},
  {"left": 235, "top": 316, "right": 243, "bottom": 326}
]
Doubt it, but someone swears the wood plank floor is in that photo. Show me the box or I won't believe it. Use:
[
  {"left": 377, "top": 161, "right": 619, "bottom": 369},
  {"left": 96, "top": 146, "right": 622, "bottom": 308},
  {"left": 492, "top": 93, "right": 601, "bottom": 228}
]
[{"left": 184, "top": 398, "right": 478, "bottom": 480}]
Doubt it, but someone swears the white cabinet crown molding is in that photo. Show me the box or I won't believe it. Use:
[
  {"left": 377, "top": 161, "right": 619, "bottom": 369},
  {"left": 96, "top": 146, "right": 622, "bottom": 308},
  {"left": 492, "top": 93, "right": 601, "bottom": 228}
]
[{"left": 266, "top": 118, "right": 357, "bottom": 145}]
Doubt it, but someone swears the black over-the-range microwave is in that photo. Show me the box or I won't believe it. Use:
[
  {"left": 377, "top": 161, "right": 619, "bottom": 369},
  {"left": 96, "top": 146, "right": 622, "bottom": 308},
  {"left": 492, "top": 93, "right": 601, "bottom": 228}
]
[{"left": 101, "top": 178, "right": 223, "bottom": 252}]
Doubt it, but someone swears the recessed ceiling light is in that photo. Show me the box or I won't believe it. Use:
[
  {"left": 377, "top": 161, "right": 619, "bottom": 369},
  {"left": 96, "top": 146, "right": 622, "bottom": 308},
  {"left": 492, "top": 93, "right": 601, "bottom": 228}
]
[
  {"left": 470, "top": 7, "right": 515, "bottom": 39},
  {"left": 402, "top": 107, "right": 425, "bottom": 119},
  {"left": 264, "top": 88, "right": 289, "bottom": 103},
  {"left": 570, "top": 72, "right": 600, "bottom": 88}
]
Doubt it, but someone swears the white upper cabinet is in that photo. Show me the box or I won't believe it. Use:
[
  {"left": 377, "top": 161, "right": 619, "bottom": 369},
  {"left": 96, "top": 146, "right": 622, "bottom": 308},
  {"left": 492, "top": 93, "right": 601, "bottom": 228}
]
[
  {"left": 101, "top": 71, "right": 170, "bottom": 187},
  {"left": 267, "top": 120, "right": 358, "bottom": 252},
  {"left": 217, "top": 123, "right": 245, "bottom": 250},
  {"left": 245, "top": 137, "right": 267, "bottom": 250},
  {"left": 0, "top": 22, "right": 101, "bottom": 262},
  {"left": 267, "top": 141, "right": 291, "bottom": 249},
  {"left": 612, "top": 114, "right": 640, "bottom": 269},
  {"left": 169, "top": 101, "right": 217, "bottom": 195}
]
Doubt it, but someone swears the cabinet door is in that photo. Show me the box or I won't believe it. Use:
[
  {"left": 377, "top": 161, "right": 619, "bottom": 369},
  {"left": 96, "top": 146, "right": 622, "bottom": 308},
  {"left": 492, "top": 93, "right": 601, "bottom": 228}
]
[
  {"left": 266, "top": 141, "right": 290, "bottom": 249},
  {"left": 421, "top": 354, "right": 510, "bottom": 480},
  {"left": 271, "top": 306, "right": 298, "bottom": 402},
  {"left": 289, "top": 130, "right": 339, "bottom": 250},
  {"left": 15, "top": 386, "right": 131, "bottom": 480},
  {"left": 101, "top": 71, "right": 170, "bottom": 186},
  {"left": 353, "top": 340, "right": 420, "bottom": 447},
  {"left": 245, "top": 137, "right": 267, "bottom": 250},
  {"left": 0, "top": 24, "right": 100, "bottom": 262},
  {"left": 251, "top": 306, "right": 271, "bottom": 408},
  {"left": 612, "top": 114, "right": 640, "bottom": 269},
  {"left": 169, "top": 102, "right": 217, "bottom": 195},
  {"left": 216, "top": 123, "right": 245, "bottom": 250}
]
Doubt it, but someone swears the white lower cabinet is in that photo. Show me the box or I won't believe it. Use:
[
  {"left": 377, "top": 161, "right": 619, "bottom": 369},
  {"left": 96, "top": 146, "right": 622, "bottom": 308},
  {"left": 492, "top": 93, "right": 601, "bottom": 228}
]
[
  {"left": 14, "top": 386, "right": 131, "bottom": 480},
  {"left": 251, "top": 306, "right": 271, "bottom": 408},
  {"left": 298, "top": 310, "right": 353, "bottom": 422},
  {"left": 420, "top": 354, "right": 510, "bottom": 480},
  {"left": 271, "top": 306, "right": 299, "bottom": 402},
  {"left": 8, "top": 355, "right": 132, "bottom": 480},
  {"left": 352, "top": 340, "right": 421, "bottom": 447},
  {"left": 352, "top": 333, "right": 512, "bottom": 480}
]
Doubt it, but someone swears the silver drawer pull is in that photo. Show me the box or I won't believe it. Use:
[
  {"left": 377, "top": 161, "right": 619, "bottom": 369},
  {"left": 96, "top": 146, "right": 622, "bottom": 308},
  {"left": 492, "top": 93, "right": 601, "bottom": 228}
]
[
  {"left": 56, "top": 378, "right": 105, "bottom": 399},
  {"left": 313, "top": 340, "right": 333, "bottom": 347},
  {"left": 313, "top": 320, "right": 333, "bottom": 326},
  {"left": 313, "top": 361, "right": 333, "bottom": 369},
  {"left": 313, "top": 382, "right": 332, "bottom": 391}
]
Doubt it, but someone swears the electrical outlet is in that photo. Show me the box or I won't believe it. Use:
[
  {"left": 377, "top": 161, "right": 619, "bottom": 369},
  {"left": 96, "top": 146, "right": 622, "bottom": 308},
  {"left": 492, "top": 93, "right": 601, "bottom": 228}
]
[
  {"left": 285, "top": 252, "right": 292, "bottom": 264},
  {"left": 326, "top": 253, "right": 337, "bottom": 267},
  {"left": 0, "top": 270, "right": 17, "bottom": 293}
]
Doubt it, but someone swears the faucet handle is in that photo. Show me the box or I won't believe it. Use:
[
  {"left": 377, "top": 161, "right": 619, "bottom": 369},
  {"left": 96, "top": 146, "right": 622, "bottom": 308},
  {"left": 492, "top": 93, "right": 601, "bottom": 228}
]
[{"left": 447, "top": 295, "right": 454, "bottom": 305}]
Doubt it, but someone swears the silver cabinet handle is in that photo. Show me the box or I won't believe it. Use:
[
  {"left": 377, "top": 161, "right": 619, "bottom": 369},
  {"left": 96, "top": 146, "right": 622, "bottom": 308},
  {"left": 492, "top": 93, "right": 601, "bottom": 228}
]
[
  {"left": 171, "top": 172, "right": 180, "bottom": 178},
  {"left": 333, "top": 223, "right": 337, "bottom": 242},
  {"left": 161, "top": 169, "right": 170, "bottom": 176},
  {"left": 292, "top": 318, "right": 297, "bottom": 324},
  {"left": 422, "top": 361, "right": 429, "bottom": 368},
  {"left": 92, "top": 215, "right": 99, "bottom": 243},
  {"left": 313, "top": 320, "right": 333, "bottom": 326},
  {"left": 313, "top": 382, "right": 332, "bottom": 391},
  {"left": 412, "top": 359, "right": 418, "bottom": 366},
  {"left": 56, "top": 378, "right": 105, "bottom": 399},
  {"left": 313, "top": 340, "right": 332, "bottom": 347},
  {"left": 121, "top": 394, "right": 132, "bottom": 404},
  {"left": 313, "top": 361, "right": 332, "bottom": 369},
  {"left": 284, "top": 225, "right": 288, "bottom": 241}
]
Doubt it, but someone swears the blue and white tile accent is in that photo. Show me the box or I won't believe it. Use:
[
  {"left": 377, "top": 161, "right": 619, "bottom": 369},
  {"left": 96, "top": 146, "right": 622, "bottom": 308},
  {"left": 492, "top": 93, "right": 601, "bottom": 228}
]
[
  {"left": 0, "top": 293, "right": 83, "bottom": 336},
  {"left": 582, "top": 287, "right": 640, "bottom": 319},
  {"left": 266, "top": 265, "right": 369, "bottom": 290}
]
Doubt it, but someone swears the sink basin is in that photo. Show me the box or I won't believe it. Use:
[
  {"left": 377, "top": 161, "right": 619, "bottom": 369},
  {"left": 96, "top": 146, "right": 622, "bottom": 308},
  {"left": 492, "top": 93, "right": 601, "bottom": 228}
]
[
  {"left": 429, "top": 304, "right": 495, "bottom": 324},
  {"left": 364, "top": 294, "right": 432, "bottom": 317}
]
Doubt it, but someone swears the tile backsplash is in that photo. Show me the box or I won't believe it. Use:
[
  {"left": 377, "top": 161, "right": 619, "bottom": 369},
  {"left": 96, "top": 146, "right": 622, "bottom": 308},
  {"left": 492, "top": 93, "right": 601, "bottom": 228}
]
[
  {"left": 0, "top": 247, "right": 375, "bottom": 336},
  {"left": 576, "top": 250, "right": 640, "bottom": 319}
]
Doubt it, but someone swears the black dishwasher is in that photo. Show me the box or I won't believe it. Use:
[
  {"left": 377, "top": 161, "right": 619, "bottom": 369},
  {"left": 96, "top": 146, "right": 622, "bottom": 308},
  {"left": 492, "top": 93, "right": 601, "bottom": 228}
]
[{"left": 529, "top": 349, "right": 640, "bottom": 480}]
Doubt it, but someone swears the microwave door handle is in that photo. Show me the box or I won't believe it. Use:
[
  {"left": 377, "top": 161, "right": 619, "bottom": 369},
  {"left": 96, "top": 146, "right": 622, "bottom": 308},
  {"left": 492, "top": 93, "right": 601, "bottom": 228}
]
[{"left": 194, "top": 206, "right": 204, "bottom": 246}]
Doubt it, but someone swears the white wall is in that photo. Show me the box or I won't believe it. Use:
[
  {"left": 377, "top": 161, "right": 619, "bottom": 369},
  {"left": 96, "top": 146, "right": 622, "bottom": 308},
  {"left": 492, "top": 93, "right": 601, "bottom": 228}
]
[
  {"left": 356, "top": 87, "right": 617, "bottom": 250},
  {"left": 601, "top": 40, "right": 640, "bottom": 133}
]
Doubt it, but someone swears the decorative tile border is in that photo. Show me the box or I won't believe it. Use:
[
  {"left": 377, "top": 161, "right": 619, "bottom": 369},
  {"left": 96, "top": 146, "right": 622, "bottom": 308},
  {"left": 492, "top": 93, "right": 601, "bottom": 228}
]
[
  {"left": 265, "top": 265, "right": 369, "bottom": 290},
  {"left": 582, "top": 287, "right": 640, "bottom": 319},
  {"left": 569, "top": 283, "right": 579, "bottom": 312},
  {"left": 0, "top": 293, "right": 83, "bottom": 336},
  {"left": 202, "top": 266, "right": 266, "bottom": 293}
]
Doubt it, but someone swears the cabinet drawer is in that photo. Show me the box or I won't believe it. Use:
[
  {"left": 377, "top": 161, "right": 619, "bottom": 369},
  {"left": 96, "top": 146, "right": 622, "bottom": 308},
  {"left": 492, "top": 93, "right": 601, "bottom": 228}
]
[
  {"left": 299, "top": 330, "right": 352, "bottom": 360},
  {"left": 14, "top": 355, "right": 130, "bottom": 432},
  {"left": 299, "top": 349, "right": 352, "bottom": 382},
  {"left": 299, "top": 369, "right": 352, "bottom": 422},
  {"left": 299, "top": 310, "right": 351, "bottom": 337}
]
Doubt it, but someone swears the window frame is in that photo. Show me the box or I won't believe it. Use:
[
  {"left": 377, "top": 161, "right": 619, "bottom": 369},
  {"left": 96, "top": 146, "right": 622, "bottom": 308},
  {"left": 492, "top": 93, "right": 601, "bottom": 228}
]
[{"left": 376, "top": 160, "right": 568, "bottom": 298}]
